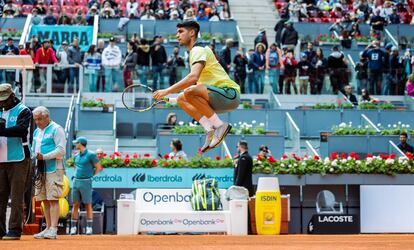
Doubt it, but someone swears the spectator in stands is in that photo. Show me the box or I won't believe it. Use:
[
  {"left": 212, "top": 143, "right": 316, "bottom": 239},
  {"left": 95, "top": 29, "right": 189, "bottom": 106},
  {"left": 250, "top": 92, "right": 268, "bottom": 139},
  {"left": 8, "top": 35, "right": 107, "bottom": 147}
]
[
  {"left": 31, "top": 8, "right": 42, "bottom": 25},
  {"left": 141, "top": 9, "right": 156, "bottom": 20},
  {"left": 86, "top": 6, "right": 98, "bottom": 25},
  {"left": 170, "top": 9, "right": 180, "bottom": 20},
  {"left": 258, "top": 145, "right": 272, "bottom": 159},
  {"left": 34, "top": 39, "right": 58, "bottom": 93},
  {"left": 246, "top": 49, "right": 255, "bottom": 94},
  {"left": 355, "top": 52, "right": 368, "bottom": 94},
  {"left": 56, "top": 41, "right": 70, "bottom": 92},
  {"left": 388, "top": 46, "right": 402, "bottom": 95},
  {"left": 359, "top": 88, "right": 372, "bottom": 103},
  {"left": 343, "top": 85, "right": 358, "bottom": 105},
  {"left": 169, "top": 139, "right": 188, "bottom": 160},
  {"left": 73, "top": 9, "right": 87, "bottom": 25},
  {"left": 219, "top": 39, "right": 233, "bottom": 73},
  {"left": 220, "top": 2, "right": 231, "bottom": 21},
  {"left": 274, "top": 19, "right": 288, "bottom": 47},
  {"left": 43, "top": 8, "right": 57, "bottom": 25},
  {"left": 140, "top": 3, "right": 151, "bottom": 17},
  {"left": 84, "top": 44, "right": 102, "bottom": 92},
  {"left": 126, "top": 0, "right": 139, "bottom": 18},
  {"left": 96, "top": 39, "right": 105, "bottom": 92},
  {"left": 166, "top": 112, "right": 177, "bottom": 127},
  {"left": 183, "top": 8, "right": 196, "bottom": 21},
  {"left": 1, "top": 37, "right": 19, "bottom": 55},
  {"left": 287, "top": 0, "right": 302, "bottom": 22},
  {"left": 266, "top": 43, "right": 284, "bottom": 94},
  {"left": 123, "top": 41, "right": 138, "bottom": 89},
  {"left": 329, "top": 13, "right": 354, "bottom": 33},
  {"left": 137, "top": 38, "right": 150, "bottom": 85},
  {"left": 35, "top": 0, "right": 46, "bottom": 15},
  {"left": 233, "top": 48, "right": 248, "bottom": 94},
  {"left": 281, "top": 21, "right": 298, "bottom": 49},
  {"left": 317, "top": 0, "right": 331, "bottom": 12},
  {"left": 327, "top": 45, "right": 348, "bottom": 94},
  {"left": 196, "top": 9, "right": 209, "bottom": 21},
  {"left": 297, "top": 53, "right": 313, "bottom": 95},
  {"left": 303, "top": 42, "right": 316, "bottom": 63},
  {"left": 3, "top": 0, "right": 18, "bottom": 17},
  {"left": 362, "top": 41, "right": 387, "bottom": 95},
  {"left": 388, "top": 8, "right": 401, "bottom": 24},
  {"left": 401, "top": 49, "right": 413, "bottom": 79},
  {"left": 101, "top": 4, "right": 116, "bottom": 19},
  {"left": 18, "top": 44, "right": 27, "bottom": 55},
  {"left": 283, "top": 49, "right": 298, "bottom": 94},
  {"left": 209, "top": 10, "right": 220, "bottom": 21},
  {"left": 167, "top": 46, "right": 185, "bottom": 86},
  {"left": 88, "top": 0, "right": 100, "bottom": 10},
  {"left": 398, "top": 132, "right": 414, "bottom": 154},
  {"left": 353, "top": 0, "right": 369, "bottom": 20},
  {"left": 406, "top": 74, "right": 414, "bottom": 97},
  {"left": 156, "top": 9, "right": 166, "bottom": 20},
  {"left": 251, "top": 43, "right": 266, "bottom": 94},
  {"left": 349, "top": 23, "right": 361, "bottom": 38},
  {"left": 68, "top": 37, "right": 83, "bottom": 93},
  {"left": 58, "top": 9, "right": 72, "bottom": 25},
  {"left": 102, "top": 37, "right": 122, "bottom": 92},
  {"left": 311, "top": 48, "right": 326, "bottom": 94},
  {"left": 150, "top": 36, "right": 167, "bottom": 90},
  {"left": 370, "top": 9, "right": 387, "bottom": 35},
  {"left": 254, "top": 28, "right": 268, "bottom": 53}
]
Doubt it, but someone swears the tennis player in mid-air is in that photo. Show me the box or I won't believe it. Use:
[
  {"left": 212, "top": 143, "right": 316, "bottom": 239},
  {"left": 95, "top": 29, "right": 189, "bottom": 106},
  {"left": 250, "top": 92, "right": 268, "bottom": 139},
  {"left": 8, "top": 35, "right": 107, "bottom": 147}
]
[{"left": 153, "top": 21, "right": 240, "bottom": 153}]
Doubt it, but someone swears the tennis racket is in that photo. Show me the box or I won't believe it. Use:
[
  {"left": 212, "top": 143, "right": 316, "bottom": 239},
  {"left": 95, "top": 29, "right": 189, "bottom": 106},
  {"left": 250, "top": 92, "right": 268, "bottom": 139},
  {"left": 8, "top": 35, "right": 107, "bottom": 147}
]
[{"left": 122, "top": 84, "right": 174, "bottom": 112}]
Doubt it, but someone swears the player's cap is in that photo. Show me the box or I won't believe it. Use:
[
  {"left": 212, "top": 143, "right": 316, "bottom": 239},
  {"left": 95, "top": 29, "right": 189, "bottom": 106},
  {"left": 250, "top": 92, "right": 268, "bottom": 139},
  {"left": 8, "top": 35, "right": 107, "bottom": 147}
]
[
  {"left": 73, "top": 137, "right": 88, "bottom": 146},
  {"left": 0, "top": 83, "right": 13, "bottom": 102}
]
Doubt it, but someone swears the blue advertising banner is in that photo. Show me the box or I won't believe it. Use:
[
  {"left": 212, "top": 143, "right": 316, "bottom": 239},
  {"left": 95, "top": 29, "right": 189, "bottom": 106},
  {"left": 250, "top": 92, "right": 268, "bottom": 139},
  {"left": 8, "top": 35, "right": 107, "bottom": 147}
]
[
  {"left": 65, "top": 168, "right": 234, "bottom": 189},
  {"left": 30, "top": 25, "right": 94, "bottom": 51}
]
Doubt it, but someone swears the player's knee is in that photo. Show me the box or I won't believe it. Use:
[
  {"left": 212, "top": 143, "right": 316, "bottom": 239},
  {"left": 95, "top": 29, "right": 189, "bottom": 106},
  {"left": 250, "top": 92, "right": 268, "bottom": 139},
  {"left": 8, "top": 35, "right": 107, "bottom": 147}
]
[
  {"left": 184, "top": 86, "right": 197, "bottom": 98},
  {"left": 177, "top": 94, "right": 186, "bottom": 105}
]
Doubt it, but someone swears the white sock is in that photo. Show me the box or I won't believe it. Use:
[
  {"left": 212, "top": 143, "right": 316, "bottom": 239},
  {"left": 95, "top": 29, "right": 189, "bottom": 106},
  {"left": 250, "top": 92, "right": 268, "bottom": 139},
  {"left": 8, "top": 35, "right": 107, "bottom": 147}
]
[
  {"left": 208, "top": 113, "right": 224, "bottom": 128},
  {"left": 199, "top": 116, "right": 213, "bottom": 132}
]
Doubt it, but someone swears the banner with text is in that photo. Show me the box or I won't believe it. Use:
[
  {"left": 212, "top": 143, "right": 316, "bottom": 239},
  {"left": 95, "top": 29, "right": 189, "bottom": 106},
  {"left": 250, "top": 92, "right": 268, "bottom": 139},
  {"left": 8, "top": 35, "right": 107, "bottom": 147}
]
[
  {"left": 30, "top": 25, "right": 94, "bottom": 51},
  {"left": 65, "top": 168, "right": 234, "bottom": 189}
]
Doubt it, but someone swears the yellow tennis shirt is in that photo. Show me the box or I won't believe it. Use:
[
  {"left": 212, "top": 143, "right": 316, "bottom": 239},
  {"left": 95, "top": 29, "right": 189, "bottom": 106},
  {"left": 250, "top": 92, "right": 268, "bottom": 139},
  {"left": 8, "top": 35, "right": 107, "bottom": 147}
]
[{"left": 189, "top": 45, "right": 241, "bottom": 93}]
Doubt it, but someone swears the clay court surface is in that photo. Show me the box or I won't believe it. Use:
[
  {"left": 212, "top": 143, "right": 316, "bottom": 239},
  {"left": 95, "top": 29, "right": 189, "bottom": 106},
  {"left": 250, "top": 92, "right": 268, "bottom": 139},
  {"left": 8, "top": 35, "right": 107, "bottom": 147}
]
[{"left": 2, "top": 235, "right": 414, "bottom": 250}]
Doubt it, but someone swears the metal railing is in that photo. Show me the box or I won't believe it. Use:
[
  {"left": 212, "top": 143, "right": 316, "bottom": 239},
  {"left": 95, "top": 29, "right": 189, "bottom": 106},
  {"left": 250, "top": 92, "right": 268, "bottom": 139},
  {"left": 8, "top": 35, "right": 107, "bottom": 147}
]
[
  {"left": 236, "top": 25, "right": 245, "bottom": 49},
  {"left": 286, "top": 112, "right": 301, "bottom": 154},
  {"left": 337, "top": 90, "right": 354, "bottom": 107},
  {"left": 270, "top": 92, "right": 282, "bottom": 109},
  {"left": 389, "top": 140, "right": 408, "bottom": 159},
  {"left": 64, "top": 94, "right": 76, "bottom": 157},
  {"left": 92, "top": 15, "right": 99, "bottom": 45},
  {"left": 305, "top": 140, "right": 319, "bottom": 157},
  {"left": 222, "top": 140, "right": 232, "bottom": 159},
  {"left": 361, "top": 114, "right": 381, "bottom": 133},
  {"left": 385, "top": 28, "right": 399, "bottom": 47},
  {"left": 20, "top": 13, "right": 32, "bottom": 46}
]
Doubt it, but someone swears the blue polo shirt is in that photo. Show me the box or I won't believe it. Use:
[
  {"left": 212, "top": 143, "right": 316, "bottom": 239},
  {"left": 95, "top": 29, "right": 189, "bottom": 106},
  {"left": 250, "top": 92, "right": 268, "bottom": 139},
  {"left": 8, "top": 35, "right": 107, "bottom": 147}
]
[{"left": 74, "top": 149, "right": 99, "bottom": 179}]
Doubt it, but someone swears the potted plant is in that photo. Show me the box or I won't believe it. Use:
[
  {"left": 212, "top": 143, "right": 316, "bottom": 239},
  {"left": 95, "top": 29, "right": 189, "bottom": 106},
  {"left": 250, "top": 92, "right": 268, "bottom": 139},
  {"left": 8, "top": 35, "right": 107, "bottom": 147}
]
[{"left": 80, "top": 98, "right": 107, "bottom": 111}]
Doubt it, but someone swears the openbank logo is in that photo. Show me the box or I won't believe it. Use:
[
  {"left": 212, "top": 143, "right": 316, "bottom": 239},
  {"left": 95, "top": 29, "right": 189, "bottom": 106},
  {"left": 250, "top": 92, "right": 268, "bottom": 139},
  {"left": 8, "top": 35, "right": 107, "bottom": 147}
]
[
  {"left": 132, "top": 173, "right": 183, "bottom": 183},
  {"left": 192, "top": 173, "right": 233, "bottom": 183},
  {"left": 132, "top": 173, "right": 146, "bottom": 182}
]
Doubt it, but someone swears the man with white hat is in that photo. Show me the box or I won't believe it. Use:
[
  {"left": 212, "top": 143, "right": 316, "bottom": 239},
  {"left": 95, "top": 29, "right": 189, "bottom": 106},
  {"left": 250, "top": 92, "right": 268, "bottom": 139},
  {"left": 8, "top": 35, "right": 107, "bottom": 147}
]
[{"left": 0, "top": 83, "right": 32, "bottom": 240}]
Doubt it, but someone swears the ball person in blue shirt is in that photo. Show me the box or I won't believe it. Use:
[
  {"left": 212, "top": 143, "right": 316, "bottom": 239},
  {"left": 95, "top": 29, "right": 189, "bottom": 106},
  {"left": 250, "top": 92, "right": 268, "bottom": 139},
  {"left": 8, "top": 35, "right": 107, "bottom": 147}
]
[{"left": 70, "top": 137, "right": 103, "bottom": 235}]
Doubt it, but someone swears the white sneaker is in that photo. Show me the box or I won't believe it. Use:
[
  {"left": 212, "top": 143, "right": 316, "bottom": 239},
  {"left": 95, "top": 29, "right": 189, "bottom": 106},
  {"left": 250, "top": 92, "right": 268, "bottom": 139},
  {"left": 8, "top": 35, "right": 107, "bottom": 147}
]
[
  {"left": 209, "top": 123, "right": 232, "bottom": 149},
  {"left": 200, "top": 130, "right": 214, "bottom": 153},
  {"left": 44, "top": 227, "right": 57, "bottom": 239},
  {"left": 34, "top": 228, "right": 49, "bottom": 239},
  {"left": 86, "top": 227, "right": 93, "bottom": 235},
  {"left": 70, "top": 226, "right": 77, "bottom": 235}
]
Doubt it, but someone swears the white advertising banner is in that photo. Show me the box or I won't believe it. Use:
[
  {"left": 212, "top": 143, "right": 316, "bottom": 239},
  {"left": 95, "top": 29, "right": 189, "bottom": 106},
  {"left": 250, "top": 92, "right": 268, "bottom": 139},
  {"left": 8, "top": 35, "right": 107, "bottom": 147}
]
[
  {"left": 137, "top": 212, "right": 229, "bottom": 232},
  {"left": 361, "top": 185, "right": 414, "bottom": 233}
]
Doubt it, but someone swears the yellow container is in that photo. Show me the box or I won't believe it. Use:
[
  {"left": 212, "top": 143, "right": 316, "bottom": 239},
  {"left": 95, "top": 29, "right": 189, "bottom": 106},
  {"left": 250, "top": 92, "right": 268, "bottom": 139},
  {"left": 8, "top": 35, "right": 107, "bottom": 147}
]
[{"left": 255, "top": 177, "right": 282, "bottom": 235}]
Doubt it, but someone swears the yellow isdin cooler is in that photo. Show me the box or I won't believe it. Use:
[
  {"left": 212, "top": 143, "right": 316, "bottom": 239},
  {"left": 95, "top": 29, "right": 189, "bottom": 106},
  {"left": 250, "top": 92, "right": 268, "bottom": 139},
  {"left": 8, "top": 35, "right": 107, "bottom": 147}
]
[{"left": 255, "top": 177, "right": 282, "bottom": 235}]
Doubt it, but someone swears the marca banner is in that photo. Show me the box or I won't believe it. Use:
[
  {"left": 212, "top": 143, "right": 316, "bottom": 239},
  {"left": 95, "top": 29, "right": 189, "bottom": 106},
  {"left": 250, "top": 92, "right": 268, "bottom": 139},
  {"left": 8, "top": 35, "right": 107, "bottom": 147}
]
[
  {"left": 65, "top": 168, "right": 234, "bottom": 189},
  {"left": 30, "top": 25, "right": 93, "bottom": 51}
]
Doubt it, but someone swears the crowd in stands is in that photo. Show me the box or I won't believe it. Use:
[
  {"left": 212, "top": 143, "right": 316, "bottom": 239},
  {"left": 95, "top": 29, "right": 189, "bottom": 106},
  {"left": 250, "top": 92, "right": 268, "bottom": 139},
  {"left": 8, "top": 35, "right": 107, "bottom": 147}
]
[
  {"left": 276, "top": 0, "right": 414, "bottom": 25},
  {"left": 0, "top": 0, "right": 232, "bottom": 23}
]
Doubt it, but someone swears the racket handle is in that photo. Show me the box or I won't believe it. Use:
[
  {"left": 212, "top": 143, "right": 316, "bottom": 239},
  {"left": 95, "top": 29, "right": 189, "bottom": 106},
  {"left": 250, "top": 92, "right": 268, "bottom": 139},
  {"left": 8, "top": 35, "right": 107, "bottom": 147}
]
[{"left": 168, "top": 98, "right": 177, "bottom": 104}]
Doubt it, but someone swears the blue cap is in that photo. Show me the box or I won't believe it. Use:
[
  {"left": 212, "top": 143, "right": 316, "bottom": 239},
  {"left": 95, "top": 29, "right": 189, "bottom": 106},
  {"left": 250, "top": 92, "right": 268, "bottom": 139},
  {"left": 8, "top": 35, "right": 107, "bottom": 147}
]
[
  {"left": 385, "top": 43, "right": 393, "bottom": 50},
  {"left": 73, "top": 137, "right": 87, "bottom": 146}
]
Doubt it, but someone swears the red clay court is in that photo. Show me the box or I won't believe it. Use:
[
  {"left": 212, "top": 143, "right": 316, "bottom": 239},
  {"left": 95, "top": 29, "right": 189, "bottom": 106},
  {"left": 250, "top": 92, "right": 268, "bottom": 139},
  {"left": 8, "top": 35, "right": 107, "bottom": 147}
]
[{"left": 2, "top": 235, "right": 414, "bottom": 250}]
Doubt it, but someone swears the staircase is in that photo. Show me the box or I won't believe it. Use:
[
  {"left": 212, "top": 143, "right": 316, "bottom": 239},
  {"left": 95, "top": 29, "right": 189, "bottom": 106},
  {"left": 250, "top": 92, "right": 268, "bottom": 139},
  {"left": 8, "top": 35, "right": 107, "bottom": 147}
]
[
  {"left": 229, "top": 0, "right": 278, "bottom": 50},
  {"left": 76, "top": 130, "right": 116, "bottom": 153}
]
